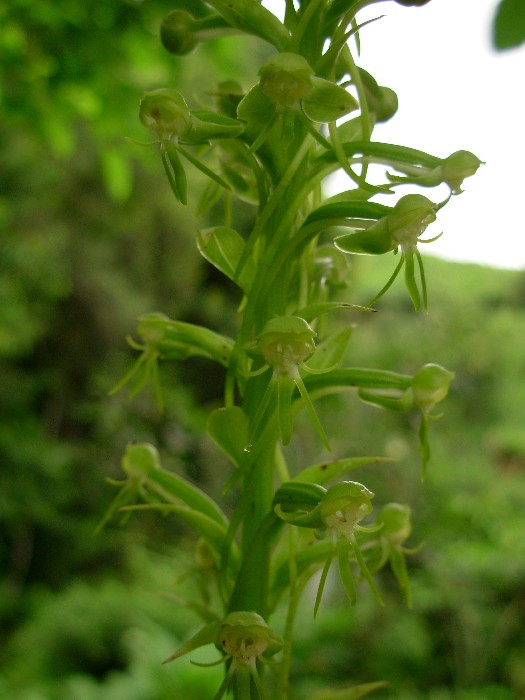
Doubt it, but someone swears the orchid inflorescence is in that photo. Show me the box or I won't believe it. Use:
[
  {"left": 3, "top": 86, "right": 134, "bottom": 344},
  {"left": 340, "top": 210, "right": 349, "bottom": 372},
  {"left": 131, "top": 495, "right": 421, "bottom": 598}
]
[{"left": 103, "top": 0, "right": 482, "bottom": 696}]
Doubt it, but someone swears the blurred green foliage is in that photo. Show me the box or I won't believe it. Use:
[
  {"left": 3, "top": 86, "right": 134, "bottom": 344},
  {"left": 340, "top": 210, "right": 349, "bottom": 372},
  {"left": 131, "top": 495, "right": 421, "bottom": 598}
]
[
  {"left": 1, "top": 0, "right": 525, "bottom": 698},
  {"left": 492, "top": 0, "right": 525, "bottom": 50}
]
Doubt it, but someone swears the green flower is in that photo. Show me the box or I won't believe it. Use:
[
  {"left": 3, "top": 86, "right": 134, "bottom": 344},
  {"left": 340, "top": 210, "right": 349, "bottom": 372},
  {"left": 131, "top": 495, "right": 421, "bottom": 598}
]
[
  {"left": 247, "top": 316, "right": 331, "bottom": 450},
  {"left": 335, "top": 194, "right": 441, "bottom": 310},
  {"left": 163, "top": 611, "right": 283, "bottom": 700}
]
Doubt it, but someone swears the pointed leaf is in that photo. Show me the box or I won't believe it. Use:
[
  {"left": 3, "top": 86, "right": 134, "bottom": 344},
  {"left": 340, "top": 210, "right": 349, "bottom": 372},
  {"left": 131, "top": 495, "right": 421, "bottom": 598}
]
[{"left": 163, "top": 621, "right": 221, "bottom": 664}]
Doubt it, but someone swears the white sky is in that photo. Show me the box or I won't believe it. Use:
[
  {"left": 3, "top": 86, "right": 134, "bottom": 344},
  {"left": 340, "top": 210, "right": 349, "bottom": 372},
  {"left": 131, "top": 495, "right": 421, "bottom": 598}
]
[{"left": 266, "top": 0, "right": 525, "bottom": 269}]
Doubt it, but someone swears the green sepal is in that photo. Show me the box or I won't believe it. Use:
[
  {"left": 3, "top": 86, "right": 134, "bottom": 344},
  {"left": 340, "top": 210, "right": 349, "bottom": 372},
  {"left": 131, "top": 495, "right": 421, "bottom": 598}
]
[
  {"left": 197, "top": 226, "right": 256, "bottom": 292},
  {"left": 177, "top": 146, "right": 232, "bottom": 192},
  {"left": 163, "top": 621, "right": 222, "bottom": 664},
  {"left": 348, "top": 533, "right": 384, "bottom": 606},
  {"left": 302, "top": 77, "right": 358, "bottom": 123},
  {"left": 278, "top": 373, "right": 295, "bottom": 445},
  {"left": 207, "top": 406, "right": 250, "bottom": 470},
  {"left": 108, "top": 345, "right": 162, "bottom": 408},
  {"left": 337, "top": 537, "right": 357, "bottom": 606},
  {"left": 314, "top": 550, "right": 334, "bottom": 618},
  {"left": 162, "top": 144, "right": 188, "bottom": 204},
  {"left": 389, "top": 546, "right": 413, "bottom": 608},
  {"left": 95, "top": 480, "right": 140, "bottom": 533},
  {"left": 294, "top": 372, "right": 332, "bottom": 451},
  {"left": 404, "top": 248, "right": 421, "bottom": 311}
]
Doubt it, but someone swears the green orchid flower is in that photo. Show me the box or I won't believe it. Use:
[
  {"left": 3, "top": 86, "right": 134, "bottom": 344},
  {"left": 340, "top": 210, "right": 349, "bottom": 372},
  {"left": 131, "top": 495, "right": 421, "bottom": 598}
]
[
  {"left": 335, "top": 193, "right": 441, "bottom": 310},
  {"left": 237, "top": 52, "right": 358, "bottom": 154},
  {"left": 163, "top": 611, "right": 283, "bottom": 700},
  {"left": 370, "top": 503, "right": 423, "bottom": 608},
  {"left": 273, "top": 480, "right": 384, "bottom": 613},
  {"left": 139, "top": 88, "right": 243, "bottom": 203},
  {"left": 246, "top": 316, "right": 332, "bottom": 451}
]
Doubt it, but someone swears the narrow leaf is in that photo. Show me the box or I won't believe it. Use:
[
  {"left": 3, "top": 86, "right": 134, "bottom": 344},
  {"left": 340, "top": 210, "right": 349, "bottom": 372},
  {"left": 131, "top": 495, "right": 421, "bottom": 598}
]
[
  {"left": 292, "top": 456, "right": 389, "bottom": 486},
  {"left": 162, "top": 621, "right": 221, "bottom": 664}
]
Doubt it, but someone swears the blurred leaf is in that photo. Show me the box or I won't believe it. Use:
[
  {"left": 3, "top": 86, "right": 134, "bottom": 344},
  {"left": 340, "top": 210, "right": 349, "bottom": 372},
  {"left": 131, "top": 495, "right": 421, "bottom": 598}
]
[{"left": 493, "top": 0, "right": 525, "bottom": 49}]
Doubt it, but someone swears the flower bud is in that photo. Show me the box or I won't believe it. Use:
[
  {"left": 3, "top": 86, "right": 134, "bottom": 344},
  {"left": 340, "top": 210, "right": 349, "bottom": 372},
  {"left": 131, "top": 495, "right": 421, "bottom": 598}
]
[
  {"left": 412, "top": 362, "right": 454, "bottom": 412},
  {"left": 160, "top": 10, "right": 199, "bottom": 55},
  {"left": 139, "top": 89, "right": 191, "bottom": 141},
  {"left": 259, "top": 53, "right": 314, "bottom": 110}
]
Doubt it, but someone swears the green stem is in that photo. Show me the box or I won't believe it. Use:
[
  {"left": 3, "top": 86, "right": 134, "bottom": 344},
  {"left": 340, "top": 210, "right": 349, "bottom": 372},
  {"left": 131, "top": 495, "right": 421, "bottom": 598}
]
[{"left": 228, "top": 444, "right": 283, "bottom": 616}]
